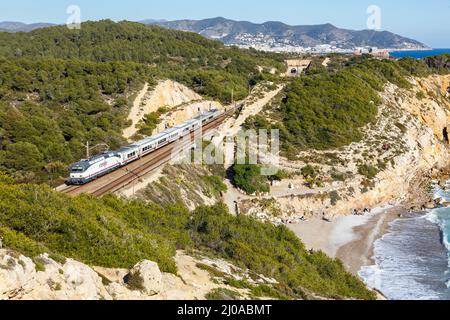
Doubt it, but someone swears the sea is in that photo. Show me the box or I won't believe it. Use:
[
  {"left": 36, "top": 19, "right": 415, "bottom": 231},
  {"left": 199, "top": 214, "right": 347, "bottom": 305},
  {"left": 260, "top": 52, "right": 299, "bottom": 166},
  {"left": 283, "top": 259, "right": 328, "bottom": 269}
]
[
  {"left": 359, "top": 184, "right": 450, "bottom": 300},
  {"left": 390, "top": 48, "right": 450, "bottom": 59}
]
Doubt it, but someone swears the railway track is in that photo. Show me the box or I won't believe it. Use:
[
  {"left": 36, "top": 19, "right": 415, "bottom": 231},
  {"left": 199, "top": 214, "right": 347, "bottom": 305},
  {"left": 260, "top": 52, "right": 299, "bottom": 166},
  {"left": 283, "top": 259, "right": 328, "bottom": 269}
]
[{"left": 61, "top": 108, "right": 236, "bottom": 197}]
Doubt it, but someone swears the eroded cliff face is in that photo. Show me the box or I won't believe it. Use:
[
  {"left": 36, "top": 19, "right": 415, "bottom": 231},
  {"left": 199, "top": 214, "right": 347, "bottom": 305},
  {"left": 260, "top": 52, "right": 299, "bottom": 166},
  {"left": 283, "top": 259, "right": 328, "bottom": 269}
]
[
  {"left": 123, "top": 80, "right": 224, "bottom": 141},
  {"left": 239, "top": 75, "right": 450, "bottom": 222}
]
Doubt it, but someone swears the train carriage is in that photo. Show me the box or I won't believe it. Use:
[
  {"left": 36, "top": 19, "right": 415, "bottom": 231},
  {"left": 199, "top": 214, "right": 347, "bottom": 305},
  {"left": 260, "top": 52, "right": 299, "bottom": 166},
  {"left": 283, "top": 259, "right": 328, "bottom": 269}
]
[
  {"left": 117, "top": 146, "right": 140, "bottom": 165},
  {"left": 68, "top": 109, "right": 222, "bottom": 185},
  {"left": 132, "top": 137, "right": 158, "bottom": 158}
]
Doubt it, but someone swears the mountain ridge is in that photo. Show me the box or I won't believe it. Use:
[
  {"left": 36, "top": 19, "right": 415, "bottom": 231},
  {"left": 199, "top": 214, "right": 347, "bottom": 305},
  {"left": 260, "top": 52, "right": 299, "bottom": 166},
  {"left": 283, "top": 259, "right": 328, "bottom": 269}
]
[
  {"left": 0, "top": 18, "right": 428, "bottom": 51},
  {"left": 142, "top": 16, "right": 428, "bottom": 51},
  {"left": 0, "top": 21, "right": 56, "bottom": 32}
]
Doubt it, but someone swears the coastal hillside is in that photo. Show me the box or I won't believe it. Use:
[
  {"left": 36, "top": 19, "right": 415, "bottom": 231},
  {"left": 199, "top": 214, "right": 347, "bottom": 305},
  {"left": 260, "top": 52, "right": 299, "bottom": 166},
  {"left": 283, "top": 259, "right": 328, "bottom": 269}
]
[
  {"left": 1, "top": 19, "right": 449, "bottom": 301},
  {"left": 145, "top": 17, "right": 427, "bottom": 50},
  {"left": 0, "top": 20, "right": 376, "bottom": 300},
  {"left": 0, "top": 176, "right": 374, "bottom": 300},
  {"left": 0, "top": 20, "right": 284, "bottom": 103},
  {"left": 0, "top": 20, "right": 283, "bottom": 185},
  {"left": 239, "top": 55, "right": 450, "bottom": 223}
]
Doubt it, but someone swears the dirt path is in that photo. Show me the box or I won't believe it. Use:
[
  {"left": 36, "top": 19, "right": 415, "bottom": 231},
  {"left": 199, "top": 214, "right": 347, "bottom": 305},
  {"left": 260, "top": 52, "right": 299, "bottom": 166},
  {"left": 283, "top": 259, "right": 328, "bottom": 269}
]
[
  {"left": 123, "top": 82, "right": 149, "bottom": 140},
  {"left": 211, "top": 84, "right": 284, "bottom": 152},
  {"left": 217, "top": 84, "right": 284, "bottom": 212}
]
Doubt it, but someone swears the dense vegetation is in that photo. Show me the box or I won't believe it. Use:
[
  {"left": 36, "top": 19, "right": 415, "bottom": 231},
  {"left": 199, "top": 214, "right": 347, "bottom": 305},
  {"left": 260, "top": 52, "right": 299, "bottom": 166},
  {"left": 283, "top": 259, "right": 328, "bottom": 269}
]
[
  {"left": 0, "top": 58, "right": 148, "bottom": 183},
  {"left": 0, "top": 20, "right": 284, "bottom": 184},
  {"left": 4, "top": 20, "right": 450, "bottom": 301},
  {"left": 246, "top": 54, "right": 450, "bottom": 157},
  {"left": 0, "top": 175, "right": 374, "bottom": 300},
  {"left": 0, "top": 20, "right": 284, "bottom": 103},
  {"left": 231, "top": 164, "right": 271, "bottom": 194}
]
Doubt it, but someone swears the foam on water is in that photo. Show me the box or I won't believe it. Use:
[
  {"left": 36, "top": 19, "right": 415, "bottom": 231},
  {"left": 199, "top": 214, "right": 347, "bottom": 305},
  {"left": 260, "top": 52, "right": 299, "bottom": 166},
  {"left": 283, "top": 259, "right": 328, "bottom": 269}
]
[{"left": 359, "top": 184, "right": 450, "bottom": 300}]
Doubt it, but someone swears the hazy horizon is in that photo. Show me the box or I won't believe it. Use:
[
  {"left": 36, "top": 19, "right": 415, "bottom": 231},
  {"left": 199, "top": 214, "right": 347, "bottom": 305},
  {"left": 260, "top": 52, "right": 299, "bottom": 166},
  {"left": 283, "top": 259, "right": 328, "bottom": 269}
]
[{"left": 1, "top": 0, "right": 449, "bottom": 47}]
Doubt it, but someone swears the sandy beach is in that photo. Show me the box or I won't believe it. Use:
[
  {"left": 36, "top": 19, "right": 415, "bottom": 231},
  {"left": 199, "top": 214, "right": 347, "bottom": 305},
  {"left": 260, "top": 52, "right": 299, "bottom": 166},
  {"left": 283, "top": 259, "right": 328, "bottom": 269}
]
[{"left": 288, "top": 205, "right": 403, "bottom": 275}]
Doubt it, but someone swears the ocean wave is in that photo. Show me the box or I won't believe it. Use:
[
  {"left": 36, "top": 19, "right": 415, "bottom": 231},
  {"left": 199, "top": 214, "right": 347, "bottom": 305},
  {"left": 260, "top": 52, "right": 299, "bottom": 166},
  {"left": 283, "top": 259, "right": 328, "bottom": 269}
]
[
  {"left": 359, "top": 211, "right": 450, "bottom": 300},
  {"left": 427, "top": 208, "right": 450, "bottom": 269}
]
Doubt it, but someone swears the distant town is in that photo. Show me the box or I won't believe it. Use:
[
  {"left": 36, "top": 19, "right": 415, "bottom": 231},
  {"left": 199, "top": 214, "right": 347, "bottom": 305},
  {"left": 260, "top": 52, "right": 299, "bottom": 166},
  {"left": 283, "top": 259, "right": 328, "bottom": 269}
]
[{"left": 230, "top": 32, "right": 425, "bottom": 56}]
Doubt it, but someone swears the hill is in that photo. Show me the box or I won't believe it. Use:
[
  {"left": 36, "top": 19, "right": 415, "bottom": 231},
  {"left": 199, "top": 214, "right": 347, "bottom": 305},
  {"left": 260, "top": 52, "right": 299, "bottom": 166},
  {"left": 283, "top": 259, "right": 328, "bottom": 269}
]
[
  {"left": 0, "top": 21, "right": 56, "bottom": 32},
  {"left": 244, "top": 54, "right": 450, "bottom": 157},
  {"left": 144, "top": 17, "right": 427, "bottom": 51},
  {"left": 0, "top": 174, "right": 376, "bottom": 300},
  {"left": 0, "top": 20, "right": 284, "bottom": 184}
]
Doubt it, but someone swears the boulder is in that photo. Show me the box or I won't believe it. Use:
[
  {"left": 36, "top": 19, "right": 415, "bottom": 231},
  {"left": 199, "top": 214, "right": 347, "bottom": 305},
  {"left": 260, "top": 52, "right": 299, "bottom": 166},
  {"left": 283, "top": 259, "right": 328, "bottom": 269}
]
[
  {"left": 63, "top": 259, "right": 111, "bottom": 300},
  {"left": 127, "top": 260, "right": 162, "bottom": 295},
  {"left": 0, "top": 250, "right": 36, "bottom": 298},
  {"left": 424, "top": 202, "right": 436, "bottom": 209}
]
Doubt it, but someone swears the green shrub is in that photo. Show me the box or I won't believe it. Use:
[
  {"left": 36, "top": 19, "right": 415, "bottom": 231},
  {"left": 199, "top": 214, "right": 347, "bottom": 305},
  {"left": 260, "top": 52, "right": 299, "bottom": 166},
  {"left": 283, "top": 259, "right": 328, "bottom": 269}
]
[
  {"left": 203, "top": 176, "right": 228, "bottom": 197},
  {"left": 231, "top": 164, "right": 270, "bottom": 194},
  {"left": 416, "top": 91, "right": 426, "bottom": 100},
  {"left": 329, "top": 191, "right": 342, "bottom": 206},
  {"left": 251, "top": 285, "right": 291, "bottom": 300},
  {"left": 206, "top": 288, "right": 242, "bottom": 300},
  {"left": 301, "top": 165, "right": 317, "bottom": 179}
]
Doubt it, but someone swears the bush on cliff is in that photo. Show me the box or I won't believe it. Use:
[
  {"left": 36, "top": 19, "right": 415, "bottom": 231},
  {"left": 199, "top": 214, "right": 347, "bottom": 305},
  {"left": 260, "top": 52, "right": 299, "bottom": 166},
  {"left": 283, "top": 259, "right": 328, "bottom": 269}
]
[{"left": 0, "top": 179, "right": 375, "bottom": 300}]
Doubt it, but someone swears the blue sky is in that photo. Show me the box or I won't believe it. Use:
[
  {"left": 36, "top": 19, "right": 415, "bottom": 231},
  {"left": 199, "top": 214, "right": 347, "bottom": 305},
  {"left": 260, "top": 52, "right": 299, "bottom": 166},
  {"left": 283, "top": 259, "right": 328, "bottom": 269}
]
[{"left": 1, "top": 0, "right": 449, "bottom": 47}]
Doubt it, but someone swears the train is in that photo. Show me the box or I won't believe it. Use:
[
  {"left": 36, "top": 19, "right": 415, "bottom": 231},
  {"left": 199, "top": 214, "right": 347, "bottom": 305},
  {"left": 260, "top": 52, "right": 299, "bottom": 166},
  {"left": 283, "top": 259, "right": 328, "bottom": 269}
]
[{"left": 68, "top": 109, "right": 221, "bottom": 185}]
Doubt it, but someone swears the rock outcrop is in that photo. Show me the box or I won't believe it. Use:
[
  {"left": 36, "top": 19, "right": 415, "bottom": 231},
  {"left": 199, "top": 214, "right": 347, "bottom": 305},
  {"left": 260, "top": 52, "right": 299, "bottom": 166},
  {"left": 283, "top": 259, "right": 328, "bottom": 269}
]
[
  {"left": 123, "top": 79, "right": 224, "bottom": 140},
  {"left": 1, "top": 250, "right": 271, "bottom": 300},
  {"left": 0, "top": 251, "right": 111, "bottom": 300},
  {"left": 127, "top": 260, "right": 162, "bottom": 295}
]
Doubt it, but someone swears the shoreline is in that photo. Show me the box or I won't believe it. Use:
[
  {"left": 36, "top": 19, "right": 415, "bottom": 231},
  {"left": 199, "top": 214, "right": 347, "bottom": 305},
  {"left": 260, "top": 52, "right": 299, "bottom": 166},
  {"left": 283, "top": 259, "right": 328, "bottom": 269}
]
[
  {"left": 334, "top": 206, "right": 403, "bottom": 275},
  {"left": 287, "top": 205, "right": 402, "bottom": 275},
  {"left": 288, "top": 168, "right": 443, "bottom": 276},
  {"left": 287, "top": 169, "right": 447, "bottom": 300}
]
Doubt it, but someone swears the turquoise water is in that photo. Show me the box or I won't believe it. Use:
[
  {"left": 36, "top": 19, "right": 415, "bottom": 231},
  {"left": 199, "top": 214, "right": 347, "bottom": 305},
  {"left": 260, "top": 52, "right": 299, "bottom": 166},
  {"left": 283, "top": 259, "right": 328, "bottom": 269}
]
[
  {"left": 359, "top": 185, "right": 450, "bottom": 300},
  {"left": 390, "top": 49, "right": 450, "bottom": 59}
]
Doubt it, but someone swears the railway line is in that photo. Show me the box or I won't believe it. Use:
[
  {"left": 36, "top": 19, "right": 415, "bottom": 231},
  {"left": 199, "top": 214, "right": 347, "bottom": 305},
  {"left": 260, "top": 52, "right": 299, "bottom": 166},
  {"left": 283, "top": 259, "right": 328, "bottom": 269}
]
[{"left": 59, "top": 107, "right": 237, "bottom": 197}]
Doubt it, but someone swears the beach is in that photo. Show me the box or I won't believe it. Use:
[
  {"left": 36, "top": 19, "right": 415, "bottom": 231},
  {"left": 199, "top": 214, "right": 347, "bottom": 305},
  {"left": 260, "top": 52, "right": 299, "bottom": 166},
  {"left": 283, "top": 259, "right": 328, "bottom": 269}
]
[
  {"left": 288, "top": 206, "right": 404, "bottom": 275},
  {"left": 287, "top": 178, "right": 450, "bottom": 300}
]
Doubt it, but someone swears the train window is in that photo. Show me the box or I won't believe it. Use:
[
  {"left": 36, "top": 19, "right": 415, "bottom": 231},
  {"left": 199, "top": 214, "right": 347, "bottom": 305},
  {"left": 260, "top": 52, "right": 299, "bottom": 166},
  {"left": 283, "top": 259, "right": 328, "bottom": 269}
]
[
  {"left": 71, "top": 167, "right": 84, "bottom": 173},
  {"left": 128, "top": 152, "right": 136, "bottom": 159},
  {"left": 158, "top": 138, "right": 167, "bottom": 145}
]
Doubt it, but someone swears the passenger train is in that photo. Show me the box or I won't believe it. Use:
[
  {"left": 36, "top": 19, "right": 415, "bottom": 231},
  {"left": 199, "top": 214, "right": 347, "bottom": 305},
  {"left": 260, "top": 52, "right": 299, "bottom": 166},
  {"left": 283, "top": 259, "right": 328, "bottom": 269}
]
[{"left": 68, "top": 109, "right": 221, "bottom": 185}]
